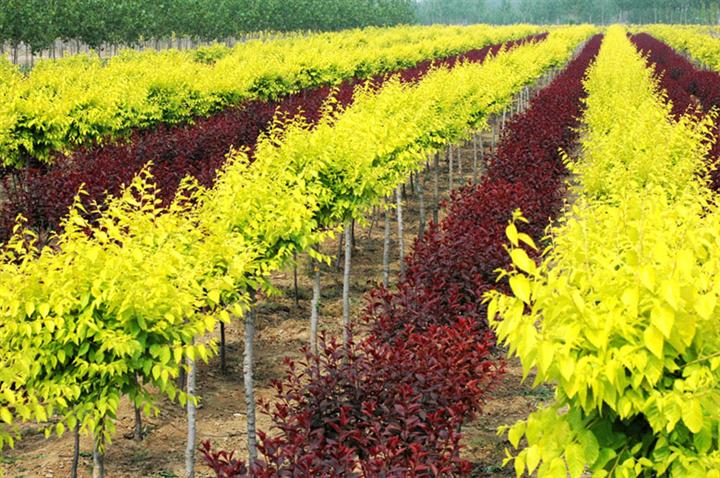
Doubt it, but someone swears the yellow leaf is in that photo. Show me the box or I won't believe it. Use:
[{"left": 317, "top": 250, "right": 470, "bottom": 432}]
[
  {"left": 571, "top": 290, "right": 585, "bottom": 312},
  {"left": 565, "top": 443, "right": 585, "bottom": 478},
  {"left": 510, "top": 248, "right": 536, "bottom": 274},
  {"left": 36, "top": 303, "right": 50, "bottom": 318},
  {"left": 660, "top": 281, "right": 680, "bottom": 310},
  {"left": 621, "top": 287, "right": 639, "bottom": 316},
  {"left": 694, "top": 292, "right": 716, "bottom": 320},
  {"left": 208, "top": 290, "right": 221, "bottom": 305},
  {"left": 682, "top": 398, "right": 703, "bottom": 433},
  {"left": 643, "top": 325, "right": 664, "bottom": 359},
  {"left": 0, "top": 408, "right": 12, "bottom": 424},
  {"left": 538, "top": 342, "right": 554, "bottom": 377},
  {"left": 526, "top": 444, "right": 541, "bottom": 474},
  {"left": 650, "top": 304, "right": 675, "bottom": 339},
  {"left": 559, "top": 355, "right": 576, "bottom": 382},
  {"left": 514, "top": 452, "right": 526, "bottom": 476},
  {"left": 506, "top": 223, "right": 519, "bottom": 247},
  {"left": 509, "top": 275, "right": 531, "bottom": 304},
  {"left": 487, "top": 298, "right": 498, "bottom": 323},
  {"left": 639, "top": 266, "right": 656, "bottom": 291},
  {"left": 517, "top": 232, "right": 538, "bottom": 251},
  {"left": 508, "top": 421, "right": 526, "bottom": 448}
]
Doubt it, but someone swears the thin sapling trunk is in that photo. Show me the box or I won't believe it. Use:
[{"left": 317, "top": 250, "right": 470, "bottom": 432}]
[
  {"left": 383, "top": 202, "right": 391, "bottom": 288},
  {"left": 396, "top": 186, "right": 405, "bottom": 278},
  {"left": 244, "top": 290, "right": 258, "bottom": 464},
  {"left": 310, "top": 252, "right": 321, "bottom": 354},
  {"left": 342, "top": 223, "right": 352, "bottom": 345},
  {"left": 185, "top": 342, "right": 197, "bottom": 478}
]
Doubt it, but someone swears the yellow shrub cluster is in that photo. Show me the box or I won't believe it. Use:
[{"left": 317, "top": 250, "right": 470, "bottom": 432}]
[{"left": 489, "top": 26, "right": 720, "bottom": 477}]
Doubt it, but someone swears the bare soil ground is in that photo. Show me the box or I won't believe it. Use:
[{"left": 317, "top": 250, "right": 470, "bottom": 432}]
[{"left": 0, "top": 114, "right": 551, "bottom": 478}]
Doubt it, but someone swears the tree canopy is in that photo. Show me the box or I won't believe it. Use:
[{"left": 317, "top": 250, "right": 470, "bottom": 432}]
[{"left": 0, "top": 0, "right": 416, "bottom": 51}]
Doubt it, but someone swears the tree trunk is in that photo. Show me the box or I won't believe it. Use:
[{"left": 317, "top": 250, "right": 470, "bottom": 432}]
[
  {"left": 244, "top": 290, "right": 258, "bottom": 464},
  {"left": 472, "top": 134, "right": 479, "bottom": 185},
  {"left": 92, "top": 433, "right": 104, "bottom": 478},
  {"left": 334, "top": 231, "right": 343, "bottom": 271},
  {"left": 395, "top": 186, "right": 406, "bottom": 278},
  {"left": 177, "top": 357, "right": 187, "bottom": 392},
  {"left": 457, "top": 143, "right": 463, "bottom": 180},
  {"left": 310, "top": 253, "right": 321, "bottom": 354},
  {"left": 351, "top": 219, "right": 356, "bottom": 249},
  {"left": 365, "top": 206, "right": 378, "bottom": 241},
  {"left": 185, "top": 344, "right": 197, "bottom": 478},
  {"left": 133, "top": 404, "right": 143, "bottom": 441},
  {"left": 342, "top": 223, "right": 352, "bottom": 345},
  {"left": 293, "top": 251, "right": 299, "bottom": 307},
  {"left": 448, "top": 145, "right": 454, "bottom": 191},
  {"left": 433, "top": 152, "right": 440, "bottom": 224},
  {"left": 526, "top": 86, "right": 531, "bottom": 109},
  {"left": 418, "top": 168, "right": 426, "bottom": 240},
  {"left": 383, "top": 203, "right": 391, "bottom": 288},
  {"left": 219, "top": 322, "right": 227, "bottom": 372},
  {"left": 70, "top": 423, "right": 80, "bottom": 478}
]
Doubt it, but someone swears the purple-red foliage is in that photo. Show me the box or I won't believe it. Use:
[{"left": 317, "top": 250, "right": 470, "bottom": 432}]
[
  {"left": 207, "top": 323, "right": 499, "bottom": 477},
  {"left": 0, "top": 34, "right": 547, "bottom": 243},
  {"left": 202, "top": 35, "right": 603, "bottom": 477},
  {"left": 630, "top": 33, "right": 720, "bottom": 191},
  {"left": 200, "top": 441, "right": 250, "bottom": 478}
]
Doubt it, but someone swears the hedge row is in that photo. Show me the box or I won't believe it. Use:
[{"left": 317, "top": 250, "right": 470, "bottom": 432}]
[
  {"left": 630, "top": 32, "right": 720, "bottom": 190},
  {"left": 0, "top": 34, "right": 546, "bottom": 243}
]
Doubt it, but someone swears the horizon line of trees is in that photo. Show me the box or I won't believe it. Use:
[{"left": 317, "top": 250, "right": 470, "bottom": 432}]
[
  {"left": 415, "top": 0, "right": 720, "bottom": 25},
  {"left": 2, "top": 0, "right": 719, "bottom": 57}
]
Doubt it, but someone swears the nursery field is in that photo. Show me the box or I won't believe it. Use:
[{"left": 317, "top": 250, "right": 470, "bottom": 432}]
[{"left": 1, "top": 21, "right": 720, "bottom": 478}]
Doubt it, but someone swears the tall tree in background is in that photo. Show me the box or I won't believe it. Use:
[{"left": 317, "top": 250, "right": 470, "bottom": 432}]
[{"left": 0, "top": 0, "right": 416, "bottom": 52}]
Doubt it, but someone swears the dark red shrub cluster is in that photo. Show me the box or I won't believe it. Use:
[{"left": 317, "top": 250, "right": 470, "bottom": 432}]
[
  {"left": 202, "top": 35, "right": 602, "bottom": 477},
  {"left": 630, "top": 33, "right": 720, "bottom": 190},
  {"left": 242, "top": 321, "right": 499, "bottom": 477},
  {"left": 0, "top": 34, "right": 547, "bottom": 243}
]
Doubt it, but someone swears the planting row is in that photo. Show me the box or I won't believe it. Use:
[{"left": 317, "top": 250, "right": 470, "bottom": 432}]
[
  {"left": 0, "top": 24, "right": 541, "bottom": 168},
  {"left": 0, "top": 32, "right": 548, "bottom": 244},
  {"left": 644, "top": 25, "right": 720, "bottom": 72},
  {"left": 201, "top": 33, "right": 604, "bottom": 476},
  {"left": 490, "top": 26, "right": 720, "bottom": 477},
  {"left": 0, "top": 27, "right": 595, "bottom": 477},
  {"left": 630, "top": 32, "right": 720, "bottom": 190}
]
